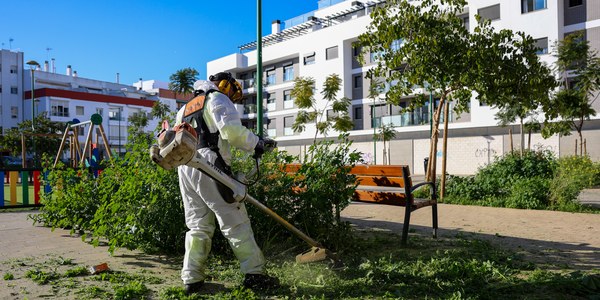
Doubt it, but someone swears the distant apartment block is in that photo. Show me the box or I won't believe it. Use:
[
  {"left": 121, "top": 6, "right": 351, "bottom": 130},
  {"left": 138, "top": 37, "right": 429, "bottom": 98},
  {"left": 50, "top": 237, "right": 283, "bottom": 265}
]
[{"left": 0, "top": 50, "right": 183, "bottom": 158}]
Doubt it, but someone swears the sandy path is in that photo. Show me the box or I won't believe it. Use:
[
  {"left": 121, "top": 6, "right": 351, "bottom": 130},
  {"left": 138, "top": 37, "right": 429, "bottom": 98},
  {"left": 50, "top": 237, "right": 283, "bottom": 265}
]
[{"left": 341, "top": 202, "right": 600, "bottom": 270}]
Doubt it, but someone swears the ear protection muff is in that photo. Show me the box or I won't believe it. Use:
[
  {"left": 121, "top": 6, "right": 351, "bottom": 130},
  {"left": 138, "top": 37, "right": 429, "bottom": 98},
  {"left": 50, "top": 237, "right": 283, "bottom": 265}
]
[{"left": 210, "top": 72, "right": 244, "bottom": 103}]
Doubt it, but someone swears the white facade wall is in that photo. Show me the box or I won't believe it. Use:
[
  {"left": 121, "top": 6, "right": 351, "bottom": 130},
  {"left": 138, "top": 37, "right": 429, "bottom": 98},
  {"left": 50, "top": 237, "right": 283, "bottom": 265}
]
[{"left": 0, "top": 50, "right": 24, "bottom": 133}]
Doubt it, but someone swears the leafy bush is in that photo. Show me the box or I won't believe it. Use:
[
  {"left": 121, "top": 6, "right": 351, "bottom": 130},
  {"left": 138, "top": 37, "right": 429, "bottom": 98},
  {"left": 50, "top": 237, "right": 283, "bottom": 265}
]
[
  {"left": 549, "top": 156, "right": 600, "bottom": 208},
  {"left": 473, "top": 150, "right": 556, "bottom": 198},
  {"left": 444, "top": 150, "right": 557, "bottom": 209},
  {"left": 34, "top": 130, "right": 362, "bottom": 255},
  {"left": 33, "top": 162, "right": 100, "bottom": 234},
  {"left": 505, "top": 177, "right": 551, "bottom": 209},
  {"left": 245, "top": 134, "right": 362, "bottom": 251}
]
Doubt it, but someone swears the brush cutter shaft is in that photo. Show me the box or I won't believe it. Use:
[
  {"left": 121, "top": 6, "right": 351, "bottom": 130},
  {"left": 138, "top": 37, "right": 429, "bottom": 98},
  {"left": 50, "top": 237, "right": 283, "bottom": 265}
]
[
  {"left": 187, "top": 152, "right": 322, "bottom": 248},
  {"left": 186, "top": 153, "right": 247, "bottom": 202},
  {"left": 243, "top": 195, "right": 322, "bottom": 248}
]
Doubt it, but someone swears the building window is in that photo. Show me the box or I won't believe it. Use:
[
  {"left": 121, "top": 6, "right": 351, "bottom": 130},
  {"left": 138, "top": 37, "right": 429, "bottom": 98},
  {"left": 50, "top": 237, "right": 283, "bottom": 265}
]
[
  {"left": 478, "top": 4, "right": 500, "bottom": 21},
  {"left": 353, "top": 75, "right": 362, "bottom": 88},
  {"left": 51, "top": 101, "right": 69, "bottom": 117},
  {"left": 569, "top": 0, "right": 583, "bottom": 7},
  {"left": 284, "top": 90, "right": 294, "bottom": 109},
  {"left": 326, "top": 46, "right": 339, "bottom": 60},
  {"left": 534, "top": 37, "right": 549, "bottom": 54},
  {"left": 109, "top": 109, "right": 123, "bottom": 121},
  {"left": 458, "top": 13, "right": 470, "bottom": 30},
  {"left": 10, "top": 86, "right": 18, "bottom": 94},
  {"left": 266, "top": 69, "right": 276, "bottom": 85},
  {"left": 267, "top": 118, "right": 276, "bottom": 137},
  {"left": 267, "top": 92, "right": 276, "bottom": 104},
  {"left": 76, "top": 106, "right": 84, "bottom": 115},
  {"left": 284, "top": 116, "right": 295, "bottom": 136},
  {"left": 390, "top": 39, "right": 403, "bottom": 51},
  {"left": 353, "top": 45, "right": 361, "bottom": 56},
  {"left": 522, "top": 0, "right": 546, "bottom": 13},
  {"left": 0, "top": 85, "right": 2, "bottom": 93},
  {"left": 354, "top": 106, "right": 363, "bottom": 120},
  {"left": 304, "top": 53, "right": 316, "bottom": 65},
  {"left": 283, "top": 65, "right": 294, "bottom": 81},
  {"left": 326, "top": 109, "right": 339, "bottom": 121},
  {"left": 96, "top": 108, "right": 103, "bottom": 116},
  {"left": 10, "top": 65, "right": 17, "bottom": 74},
  {"left": 11, "top": 106, "right": 18, "bottom": 119}
]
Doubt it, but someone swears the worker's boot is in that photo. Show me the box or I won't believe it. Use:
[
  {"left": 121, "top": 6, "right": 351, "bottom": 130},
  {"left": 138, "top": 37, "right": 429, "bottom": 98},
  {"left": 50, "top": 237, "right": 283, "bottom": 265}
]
[
  {"left": 184, "top": 281, "right": 204, "bottom": 295},
  {"left": 243, "top": 273, "right": 280, "bottom": 291}
]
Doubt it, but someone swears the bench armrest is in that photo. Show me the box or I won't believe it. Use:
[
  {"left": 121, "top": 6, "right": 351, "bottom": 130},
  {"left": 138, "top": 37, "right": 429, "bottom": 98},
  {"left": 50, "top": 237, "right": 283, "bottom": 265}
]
[{"left": 410, "top": 181, "right": 437, "bottom": 200}]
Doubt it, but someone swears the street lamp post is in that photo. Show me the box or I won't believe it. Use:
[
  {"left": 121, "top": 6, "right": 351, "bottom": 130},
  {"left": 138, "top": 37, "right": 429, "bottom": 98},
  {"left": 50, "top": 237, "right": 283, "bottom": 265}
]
[{"left": 26, "top": 60, "right": 40, "bottom": 166}]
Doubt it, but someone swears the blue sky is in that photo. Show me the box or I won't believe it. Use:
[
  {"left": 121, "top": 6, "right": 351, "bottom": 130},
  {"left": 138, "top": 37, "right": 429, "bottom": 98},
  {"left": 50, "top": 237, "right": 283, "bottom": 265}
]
[{"left": 1, "top": 0, "right": 317, "bottom": 85}]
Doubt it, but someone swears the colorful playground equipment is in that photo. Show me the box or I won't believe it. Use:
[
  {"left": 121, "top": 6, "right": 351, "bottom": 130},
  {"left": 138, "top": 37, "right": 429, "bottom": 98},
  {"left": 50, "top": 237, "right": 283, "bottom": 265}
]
[
  {"left": 54, "top": 113, "right": 112, "bottom": 168},
  {"left": 0, "top": 169, "right": 50, "bottom": 208}
]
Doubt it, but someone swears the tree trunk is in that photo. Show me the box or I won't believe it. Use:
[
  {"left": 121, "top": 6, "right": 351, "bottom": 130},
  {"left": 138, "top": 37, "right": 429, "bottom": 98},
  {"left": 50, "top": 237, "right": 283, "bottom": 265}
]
[
  {"left": 528, "top": 128, "right": 532, "bottom": 150},
  {"left": 426, "top": 97, "right": 445, "bottom": 184},
  {"left": 578, "top": 130, "right": 583, "bottom": 156},
  {"left": 520, "top": 119, "right": 524, "bottom": 156},
  {"left": 440, "top": 101, "right": 450, "bottom": 201},
  {"left": 509, "top": 128, "right": 513, "bottom": 152}
]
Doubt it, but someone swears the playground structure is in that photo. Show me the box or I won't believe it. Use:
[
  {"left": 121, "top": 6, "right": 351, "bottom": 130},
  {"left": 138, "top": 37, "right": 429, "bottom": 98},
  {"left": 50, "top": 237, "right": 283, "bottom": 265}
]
[
  {"left": 1, "top": 168, "right": 49, "bottom": 208},
  {"left": 54, "top": 113, "right": 112, "bottom": 168}
]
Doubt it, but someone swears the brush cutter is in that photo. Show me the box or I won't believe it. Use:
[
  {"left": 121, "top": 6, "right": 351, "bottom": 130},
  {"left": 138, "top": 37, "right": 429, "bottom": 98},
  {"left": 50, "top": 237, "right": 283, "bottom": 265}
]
[{"left": 149, "top": 122, "right": 342, "bottom": 269}]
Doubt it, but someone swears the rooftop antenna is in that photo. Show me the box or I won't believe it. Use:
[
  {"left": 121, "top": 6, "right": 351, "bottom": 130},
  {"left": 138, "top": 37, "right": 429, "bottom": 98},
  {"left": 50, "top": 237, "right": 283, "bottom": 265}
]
[
  {"left": 46, "top": 47, "right": 52, "bottom": 60},
  {"left": 9, "top": 38, "right": 14, "bottom": 49}
]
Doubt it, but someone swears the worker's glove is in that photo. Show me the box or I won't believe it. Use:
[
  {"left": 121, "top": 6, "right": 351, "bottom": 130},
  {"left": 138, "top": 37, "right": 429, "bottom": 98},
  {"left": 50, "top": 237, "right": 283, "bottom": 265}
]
[{"left": 253, "top": 137, "right": 277, "bottom": 159}]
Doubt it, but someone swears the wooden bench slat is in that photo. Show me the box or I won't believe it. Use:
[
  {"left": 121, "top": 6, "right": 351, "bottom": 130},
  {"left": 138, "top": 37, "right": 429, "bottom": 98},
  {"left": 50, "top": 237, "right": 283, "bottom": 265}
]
[
  {"left": 353, "top": 190, "right": 408, "bottom": 205},
  {"left": 350, "top": 165, "right": 406, "bottom": 177},
  {"left": 356, "top": 176, "right": 405, "bottom": 187}
]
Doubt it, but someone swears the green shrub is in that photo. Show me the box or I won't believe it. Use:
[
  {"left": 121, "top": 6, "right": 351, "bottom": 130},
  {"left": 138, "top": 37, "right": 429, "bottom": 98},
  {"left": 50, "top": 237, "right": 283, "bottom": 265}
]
[
  {"left": 246, "top": 134, "right": 361, "bottom": 251},
  {"left": 474, "top": 150, "right": 556, "bottom": 198},
  {"left": 444, "top": 150, "right": 557, "bottom": 209},
  {"left": 35, "top": 130, "right": 362, "bottom": 255},
  {"left": 32, "top": 162, "right": 100, "bottom": 234},
  {"left": 549, "top": 156, "right": 600, "bottom": 208},
  {"left": 505, "top": 177, "right": 550, "bottom": 209}
]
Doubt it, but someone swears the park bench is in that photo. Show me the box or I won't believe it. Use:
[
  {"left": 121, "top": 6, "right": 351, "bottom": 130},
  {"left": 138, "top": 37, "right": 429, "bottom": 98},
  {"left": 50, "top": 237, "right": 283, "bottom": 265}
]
[{"left": 284, "top": 164, "right": 438, "bottom": 245}]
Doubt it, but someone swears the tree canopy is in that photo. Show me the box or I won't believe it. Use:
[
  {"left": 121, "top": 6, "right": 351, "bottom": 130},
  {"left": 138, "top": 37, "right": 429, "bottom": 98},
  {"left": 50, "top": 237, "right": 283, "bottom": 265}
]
[
  {"left": 168, "top": 67, "right": 198, "bottom": 98},
  {"left": 291, "top": 74, "right": 353, "bottom": 143},
  {"left": 542, "top": 32, "right": 600, "bottom": 155}
]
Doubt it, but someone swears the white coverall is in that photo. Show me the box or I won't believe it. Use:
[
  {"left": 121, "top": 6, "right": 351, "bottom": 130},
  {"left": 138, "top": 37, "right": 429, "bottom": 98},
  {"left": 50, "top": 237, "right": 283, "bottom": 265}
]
[{"left": 175, "top": 80, "right": 264, "bottom": 285}]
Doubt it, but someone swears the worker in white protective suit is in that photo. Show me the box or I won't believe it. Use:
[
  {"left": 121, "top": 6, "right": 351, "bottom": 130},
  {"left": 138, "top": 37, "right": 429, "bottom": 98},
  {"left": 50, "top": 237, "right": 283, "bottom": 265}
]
[{"left": 174, "top": 72, "right": 279, "bottom": 294}]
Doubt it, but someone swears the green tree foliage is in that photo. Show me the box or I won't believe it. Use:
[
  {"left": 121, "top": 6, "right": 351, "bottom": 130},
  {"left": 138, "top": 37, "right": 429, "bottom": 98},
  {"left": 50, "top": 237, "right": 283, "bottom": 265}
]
[
  {"left": 542, "top": 32, "right": 600, "bottom": 155},
  {"left": 471, "top": 19, "right": 557, "bottom": 155},
  {"left": 358, "top": 0, "right": 474, "bottom": 182},
  {"left": 0, "top": 112, "right": 63, "bottom": 164},
  {"left": 168, "top": 67, "right": 198, "bottom": 99},
  {"left": 291, "top": 74, "right": 353, "bottom": 143}
]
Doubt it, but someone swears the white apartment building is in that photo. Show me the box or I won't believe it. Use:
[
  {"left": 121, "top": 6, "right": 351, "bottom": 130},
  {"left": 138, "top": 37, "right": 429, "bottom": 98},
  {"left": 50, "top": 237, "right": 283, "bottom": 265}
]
[
  {"left": 1, "top": 50, "right": 182, "bottom": 160},
  {"left": 207, "top": 0, "right": 600, "bottom": 175},
  {"left": 0, "top": 49, "right": 25, "bottom": 133}
]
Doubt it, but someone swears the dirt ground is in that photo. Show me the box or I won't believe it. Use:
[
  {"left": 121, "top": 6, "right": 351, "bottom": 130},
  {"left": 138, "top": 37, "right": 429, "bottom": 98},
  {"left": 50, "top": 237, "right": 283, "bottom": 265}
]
[
  {"left": 341, "top": 202, "right": 600, "bottom": 271},
  {"left": 1, "top": 202, "right": 599, "bottom": 299}
]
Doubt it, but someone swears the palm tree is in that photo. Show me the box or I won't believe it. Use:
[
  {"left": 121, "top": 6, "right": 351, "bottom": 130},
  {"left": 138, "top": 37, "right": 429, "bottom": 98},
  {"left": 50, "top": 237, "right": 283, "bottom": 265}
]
[
  {"left": 377, "top": 123, "right": 396, "bottom": 165},
  {"left": 168, "top": 68, "right": 199, "bottom": 99}
]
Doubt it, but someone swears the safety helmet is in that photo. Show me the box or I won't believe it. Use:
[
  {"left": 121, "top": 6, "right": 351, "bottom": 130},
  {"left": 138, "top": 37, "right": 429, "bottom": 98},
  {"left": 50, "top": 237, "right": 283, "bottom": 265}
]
[{"left": 209, "top": 72, "right": 244, "bottom": 103}]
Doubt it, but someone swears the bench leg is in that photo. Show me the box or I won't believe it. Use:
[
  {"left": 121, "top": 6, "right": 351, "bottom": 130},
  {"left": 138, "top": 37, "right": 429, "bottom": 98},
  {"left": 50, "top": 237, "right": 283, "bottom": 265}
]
[
  {"left": 432, "top": 203, "right": 438, "bottom": 238},
  {"left": 401, "top": 205, "right": 412, "bottom": 246}
]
